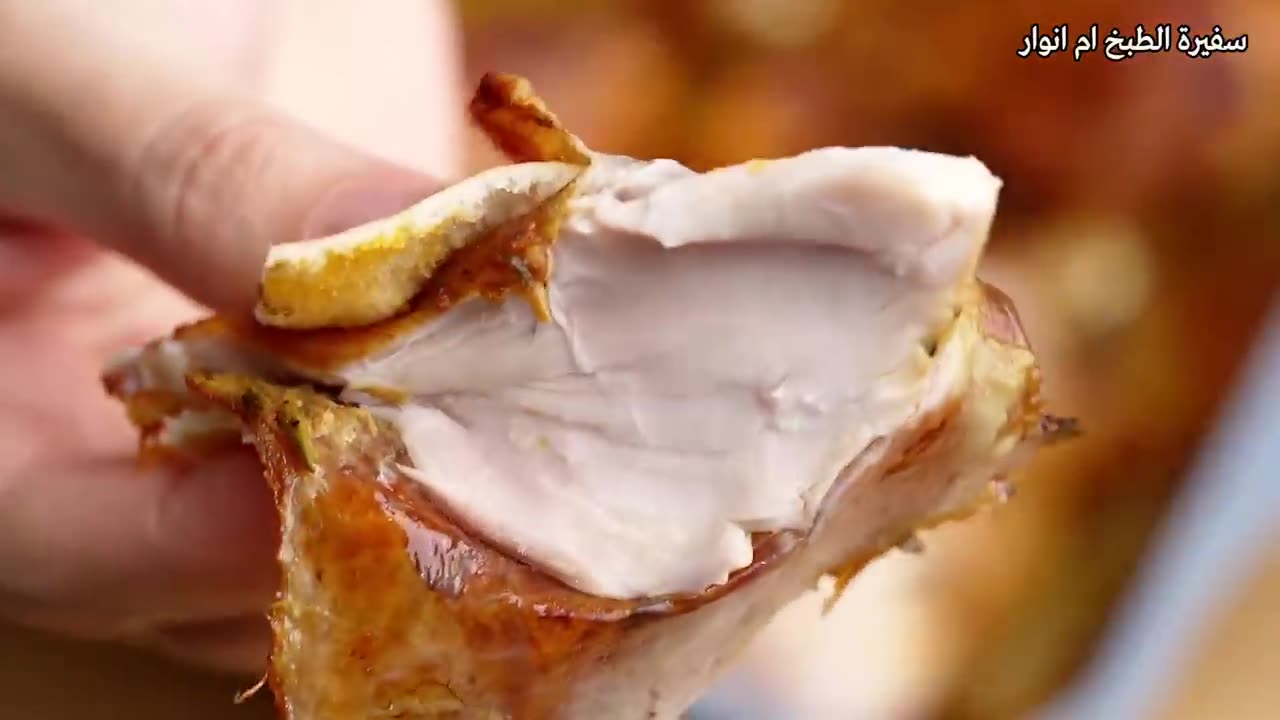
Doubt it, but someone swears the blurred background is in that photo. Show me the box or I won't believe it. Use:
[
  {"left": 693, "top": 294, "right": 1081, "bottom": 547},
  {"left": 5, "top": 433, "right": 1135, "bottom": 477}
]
[{"left": 4, "top": 1, "right": 1276, "bottom": 718}]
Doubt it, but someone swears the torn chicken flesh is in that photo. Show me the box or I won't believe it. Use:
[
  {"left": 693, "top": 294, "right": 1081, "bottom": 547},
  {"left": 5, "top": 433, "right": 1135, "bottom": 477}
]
[
  {"left": 102, "top": 73, "right": 1064, "bottom": 720},
  {"left": 343, "top": 146, "right": 1003, "bottom": 599}
]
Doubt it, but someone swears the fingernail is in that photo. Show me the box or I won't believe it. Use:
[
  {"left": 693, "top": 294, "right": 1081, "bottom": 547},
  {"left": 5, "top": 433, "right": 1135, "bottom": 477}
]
[{"left": 302, "top": 170, "right": 441, "bottom": 240}]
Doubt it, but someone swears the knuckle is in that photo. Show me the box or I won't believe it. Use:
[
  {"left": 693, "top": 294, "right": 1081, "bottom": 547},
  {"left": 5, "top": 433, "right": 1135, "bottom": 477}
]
[{"left": 131, "top": 100, "right": 280, "bottom": 252}]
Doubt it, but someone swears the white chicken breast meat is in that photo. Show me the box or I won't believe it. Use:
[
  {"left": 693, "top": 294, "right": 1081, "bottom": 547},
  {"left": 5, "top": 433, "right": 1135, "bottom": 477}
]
[{"left": 103, "top": 73, "right": 1070, "bottom": 720}]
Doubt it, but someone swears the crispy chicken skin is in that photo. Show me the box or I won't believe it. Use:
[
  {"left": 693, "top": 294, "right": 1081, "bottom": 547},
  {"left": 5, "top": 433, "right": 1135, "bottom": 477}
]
[{"left": 103, "top": 74, "right": 1066, "bottom": 719}]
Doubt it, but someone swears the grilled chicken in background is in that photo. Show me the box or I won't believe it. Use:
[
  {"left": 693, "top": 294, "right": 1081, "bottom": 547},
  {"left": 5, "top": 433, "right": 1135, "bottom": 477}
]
[{"left": 103, "top": 74, "right": 1066, "bottom": 719}]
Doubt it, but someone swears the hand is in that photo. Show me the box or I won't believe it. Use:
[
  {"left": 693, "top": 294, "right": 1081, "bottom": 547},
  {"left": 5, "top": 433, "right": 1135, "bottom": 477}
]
[{"left": 0, "top": 0, "right": 462, "bottom": 674}]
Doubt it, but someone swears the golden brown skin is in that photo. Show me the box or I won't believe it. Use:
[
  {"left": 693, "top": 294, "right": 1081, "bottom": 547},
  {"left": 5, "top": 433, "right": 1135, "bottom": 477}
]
[
  {"left": 253, "top": 72, "right": 588, "bottom": 331},
  {"left": 470, "top": 73, "right": 591, "bottom": 165},
  {"left": 101, "top": 73, "right": 1066, "bottom": 719},
  {"left": 230, "top": 181, "right": 573, "bottom": 374}
]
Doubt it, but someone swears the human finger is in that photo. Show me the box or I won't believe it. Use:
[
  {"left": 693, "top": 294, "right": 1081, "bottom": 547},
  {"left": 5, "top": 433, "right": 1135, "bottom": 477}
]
[{"left": 0, "top": 447, "right": 278, "bottom": 639}]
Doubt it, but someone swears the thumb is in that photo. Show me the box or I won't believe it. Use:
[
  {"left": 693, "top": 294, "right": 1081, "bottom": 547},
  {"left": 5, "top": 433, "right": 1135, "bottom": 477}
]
[
  {"left": 0, "top": 7, "right": 442, "bottom": 313},
  {"left": 122, "top": 104, "right": 441, "bottom": 313}
]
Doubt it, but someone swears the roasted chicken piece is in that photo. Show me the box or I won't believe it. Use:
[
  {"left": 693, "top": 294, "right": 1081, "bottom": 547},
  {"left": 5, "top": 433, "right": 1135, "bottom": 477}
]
[{"left": 103, "top": 73, "right": 1067, "bottom": 719}]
